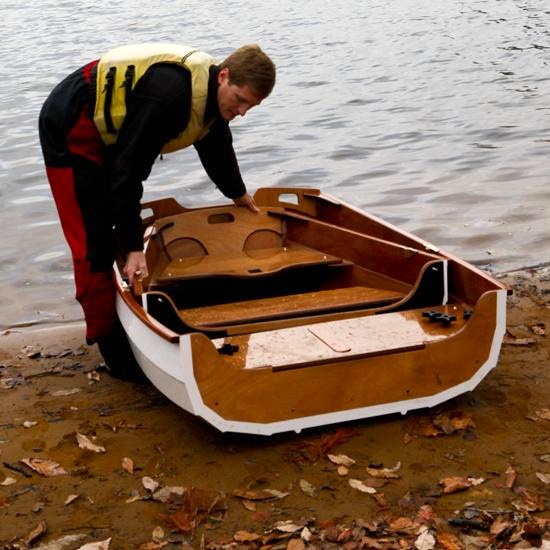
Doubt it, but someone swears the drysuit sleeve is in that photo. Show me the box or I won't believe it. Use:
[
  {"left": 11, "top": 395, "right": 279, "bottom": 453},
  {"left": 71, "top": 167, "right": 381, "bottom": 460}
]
[
  {"left": 193, "top": 117, "right": 247, "bottom": 200},
  {"left": 107, "top": 64, "right": 192, "bottom": 253}
]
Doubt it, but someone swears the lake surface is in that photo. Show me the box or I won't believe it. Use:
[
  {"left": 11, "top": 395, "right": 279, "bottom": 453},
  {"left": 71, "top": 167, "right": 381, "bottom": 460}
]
[{"left": 1, "top": 0, "right": 550, "bottom": 329}]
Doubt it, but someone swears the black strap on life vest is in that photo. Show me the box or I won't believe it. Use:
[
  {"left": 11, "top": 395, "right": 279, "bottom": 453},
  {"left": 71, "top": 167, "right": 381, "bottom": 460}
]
[
  {"left": 181, "top": 50, "right": 198, "bottom": 64},
  {"left": 103, "top": 66, "right": 117, "bottom": 134},
  {"left": 122, "top": 64, "right": 135, "bottom": 106}
]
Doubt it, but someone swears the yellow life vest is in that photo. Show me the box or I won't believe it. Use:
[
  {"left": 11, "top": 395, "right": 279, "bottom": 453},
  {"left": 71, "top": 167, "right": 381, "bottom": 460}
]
[{"left": 93, "top": 43, "right": 216, "bottom": 153}]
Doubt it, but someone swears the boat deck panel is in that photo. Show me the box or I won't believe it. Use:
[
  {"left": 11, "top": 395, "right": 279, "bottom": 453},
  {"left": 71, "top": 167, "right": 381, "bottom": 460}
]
[{"left": 212, "top": 304, "right": 467, "bottom": 370}]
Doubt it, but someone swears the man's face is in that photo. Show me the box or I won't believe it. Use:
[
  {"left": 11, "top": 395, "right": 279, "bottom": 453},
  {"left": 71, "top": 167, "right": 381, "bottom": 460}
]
[{"left": 217, "top": 67, "right": 263, "bottom": 121}]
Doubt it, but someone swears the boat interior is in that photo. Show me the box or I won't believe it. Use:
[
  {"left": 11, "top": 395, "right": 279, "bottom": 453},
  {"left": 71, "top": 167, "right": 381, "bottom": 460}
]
[{"left": 128, "top": 199, "right": 468, "bottom": 339}]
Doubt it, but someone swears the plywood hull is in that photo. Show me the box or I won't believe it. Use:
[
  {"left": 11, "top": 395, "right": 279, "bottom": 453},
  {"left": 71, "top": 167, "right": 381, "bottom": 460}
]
[{"left": 115, "top": 188, "right": 508, "bottom": 435}]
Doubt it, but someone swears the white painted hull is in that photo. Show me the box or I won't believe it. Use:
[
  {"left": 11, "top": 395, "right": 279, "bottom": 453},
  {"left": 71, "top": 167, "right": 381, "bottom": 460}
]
[{"left": 116, "top": 288, "right": 507, "bottom": 436}]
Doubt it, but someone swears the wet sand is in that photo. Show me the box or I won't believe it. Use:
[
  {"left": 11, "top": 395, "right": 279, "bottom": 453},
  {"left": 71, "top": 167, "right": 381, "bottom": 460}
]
[{"left": 1, "top": 268, "right": 550, "bottom": 549}]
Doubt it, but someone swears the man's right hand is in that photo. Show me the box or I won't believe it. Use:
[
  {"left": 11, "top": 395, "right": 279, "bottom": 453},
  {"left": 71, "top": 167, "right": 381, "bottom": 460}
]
[{"left": 233, "top": 192, "right": 260, "bottom": 213}]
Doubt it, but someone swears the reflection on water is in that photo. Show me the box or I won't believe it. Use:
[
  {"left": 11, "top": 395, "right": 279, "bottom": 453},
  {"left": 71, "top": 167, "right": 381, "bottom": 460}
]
[{"left": 1, "top": 0, "right": 550, "bottom": 328}]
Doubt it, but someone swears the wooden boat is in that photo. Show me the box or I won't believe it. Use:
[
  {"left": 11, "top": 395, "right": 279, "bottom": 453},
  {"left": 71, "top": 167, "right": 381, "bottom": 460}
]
[{"left": 114, "top": 187, "right": 508, "bottom": 436}]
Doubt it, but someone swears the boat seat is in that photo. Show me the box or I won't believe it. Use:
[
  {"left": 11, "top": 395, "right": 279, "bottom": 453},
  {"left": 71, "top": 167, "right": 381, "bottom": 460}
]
[
  {"left": 143, "top": 285, "right": 405, "bottom": 334},
  {"left": 150, "top": 206, "right": 346, "bottom": 284}
]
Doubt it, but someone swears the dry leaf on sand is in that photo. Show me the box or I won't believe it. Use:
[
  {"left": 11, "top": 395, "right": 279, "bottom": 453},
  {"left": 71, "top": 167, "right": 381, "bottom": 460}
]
[
  {"left": 366, "top": 462, "right": 401, "bottom": 479},
  {"left": 76, "top": 433, "right": 106, "bottom": 453},
  {"left": 439, "top": 476, "right": 485, "bottom": 494},
  {"left": 122, "top": 457, "right": 134, "bottom": 474},
  {"left": 299, "top": 479, "right": 316, "bottom": 497},
  {"left": 76, "top": 538, "right": 111, "bottom": 550},
  {"left": 327, "top": 453, "right": 356, "bottom": 467},
  {"left": 20, "top": 458, "right": 68, "bottom": 477},
  {"left": 349, "top": 478, "right": 376, "bottom": 494}
]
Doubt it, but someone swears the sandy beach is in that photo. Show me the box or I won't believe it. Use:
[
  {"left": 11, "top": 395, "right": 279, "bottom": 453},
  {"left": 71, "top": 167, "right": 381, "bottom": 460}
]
[{"left": 1, "top": 268, "right": 550, "bottom": 549}]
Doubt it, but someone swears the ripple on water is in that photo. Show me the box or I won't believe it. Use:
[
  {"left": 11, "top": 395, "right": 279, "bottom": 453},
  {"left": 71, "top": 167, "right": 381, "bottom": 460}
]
[
  {"left": 11, "top": 196, "right": 51, "bottom": 205},
  {"left": 33, "top": 251, "right": 66, "bottom": 263}
]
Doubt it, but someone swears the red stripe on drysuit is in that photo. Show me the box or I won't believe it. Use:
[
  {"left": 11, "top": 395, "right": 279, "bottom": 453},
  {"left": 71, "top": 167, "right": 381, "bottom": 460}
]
[
  {"left": 67, "top": 60, "right": 104, "bottom": 165},
  {"left": 46, "top": 165, "right": 116, "bottom": 342}
]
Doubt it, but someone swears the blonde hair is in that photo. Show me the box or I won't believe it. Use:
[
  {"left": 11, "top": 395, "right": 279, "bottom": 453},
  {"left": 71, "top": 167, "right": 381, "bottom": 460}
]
[{"left": 221, "top": 44, "right": 276, "bottom": 99}]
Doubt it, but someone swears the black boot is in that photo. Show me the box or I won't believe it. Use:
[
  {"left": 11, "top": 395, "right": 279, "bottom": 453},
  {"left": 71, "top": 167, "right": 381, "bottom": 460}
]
[{"left": 96, "top": 321, "right": 147, "bottom": 382}]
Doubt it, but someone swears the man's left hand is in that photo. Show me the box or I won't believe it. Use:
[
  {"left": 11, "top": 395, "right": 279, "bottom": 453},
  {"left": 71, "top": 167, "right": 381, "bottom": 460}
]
[{"left": 124, "top": 251, "right": 148, "bottom": 285}]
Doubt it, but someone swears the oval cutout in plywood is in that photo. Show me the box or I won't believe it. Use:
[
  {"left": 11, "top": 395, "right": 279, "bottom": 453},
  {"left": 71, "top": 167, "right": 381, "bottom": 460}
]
[
  {"left": 169, "top": 237, "right": 207, "bottom": 258},
  {"left": 208, "top": 212, "right": 235, "bottom": 224},
  {"left": 243, "top": 230, "right": 282, "bottom": 256}
]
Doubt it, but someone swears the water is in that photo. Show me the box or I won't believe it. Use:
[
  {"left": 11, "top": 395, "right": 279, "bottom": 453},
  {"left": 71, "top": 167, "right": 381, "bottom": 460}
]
[{"left": 1, "top": 0, "right": 550, "bottom": 329}]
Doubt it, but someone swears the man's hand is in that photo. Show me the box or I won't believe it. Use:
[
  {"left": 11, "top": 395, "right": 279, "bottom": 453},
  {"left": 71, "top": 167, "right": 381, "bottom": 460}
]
[
  {"left": 124, "top": 251, "right": 148, "bottom": 285},
  {"left": 233, "top": 192, "right": 260, "bottom": 213}
]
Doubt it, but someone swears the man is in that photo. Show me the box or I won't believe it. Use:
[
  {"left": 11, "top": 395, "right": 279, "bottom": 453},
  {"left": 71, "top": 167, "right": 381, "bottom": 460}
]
[{"left": 39, "top": 43, "right": 276, "bottom": 378}]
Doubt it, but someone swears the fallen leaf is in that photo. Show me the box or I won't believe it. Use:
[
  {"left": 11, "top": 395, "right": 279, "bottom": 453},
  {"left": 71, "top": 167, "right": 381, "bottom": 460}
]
[
  {"left": 152, "top": 526, "right": 165, "bottom": 542},
  {"left": 512, "top": 486, "right": 545, "bottom": 512},
  {"left": 122, "top": 457, "right": 134, "bottom": 474},
  {"left": 439, "top": 476, "right": 485, "bottom": 494},
  {"left": 301, "top": 526, "right": 312, "bottom": 541},
  {"left": 87, "top": 371, "right": 101, "bottom": 382},
  {"left": 536, "top": 472, "right": 550, "bottom": 484},
  {"left": 233, "top": 488, "right": 289, "bottom": 501},
  {"left": 503, "top": 334, "right": 536, "bottom": 345},
  {"left": 24, "top": 520, "right": 48, "bottom": 546},
  {"left": 505, "top": 465, "right": 517, "bottom": 489},
  {"left": 22, "top": 345, "right": 42, "bottom": 359},
  {"left": 33, "top": 533, "right": 88, "bottom": 549},
  {"left": 539, "top": 454, "right": 550, "bottom": 463},
  {"left": 529, "top": 322, "right": 546, "bottom": 336},
  {"left": 64, "top": 494, "right": 80, "bottom": 505},
  {"left": 241, "top": 499, "right": 256, "bottom": 511},
  {"left": 416, "top": 504, "right": 438, "bottom": 525},
  {"left": 288, "top": 428, "right": 356, "bottom": 461},
  {"left": 327, "top": 453, "right": 356, "bottom": 467},
  {"left": 152, "top": 486, "right": 186, "bottom": 503},
  {"left": 142, "top": 476, "right": 160, "bottom": 493},
  {"left": 337, "top": 465, "right": 349, "bottom": 476},
  {"left": 274, "top": 519, "right": 305, "bottom": 533},
  {"left": 299, "top": 478, "right": 316, "bottom": 497},
  {"left": 435, "top": 531, "right": 463, "bottom": 550},
  {"left": 433, "top": 410, "right": 475, "bottom": 434},
  {"left": 20, "top": 458, "right": 68, "bottom": 477},
  {"left": 490, "top": 516, "right": 514, "bottom": 536},
  {"left": 388, "top": 517, "right": 417, "bottom": 534},
  {"left": 349, "top": 478, "right": 376, "bottom": 494},
  {"left": 1, "top": 476, "right": 16, "bottom": 486},
  {"left": 372, "top": 492, "right": 388, "bottom": 508},
  {"left": 51, "top": 388, "right": 81, "bottom": 396},
  {"left": 366, "top": 461, "right": 401, "bottom": 479},
  {"left": 162, "top": 488, "right": 227, "bottom": 536},
  {"left": 233, "top": 530, "right": 261, "bottom": 542},
  {"left": 76, "top": 433, "right": 106, "bottom": 453},
  {"left": 534, "top": 408, "right": 550, "bottom": 421},
  {"left": 76, "top": 538, "right": 111, "bottom": 550},
  {"left": 407, "top": 417, "right": 442, "bottom": 438},
  {"left": 23, "top": 420, "right": 38, "bottom": 428},
  {"left": 415, "top": 526, "right": 436, "bottom": 550}
]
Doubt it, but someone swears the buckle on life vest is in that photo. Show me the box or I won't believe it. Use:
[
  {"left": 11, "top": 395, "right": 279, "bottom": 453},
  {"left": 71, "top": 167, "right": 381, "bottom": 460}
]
[
  {"left": 121, "top": 65, "right": 135, "bottom": 106},
  {"left": 103, "top": 66, "right": 117, "bottom": 134}
]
